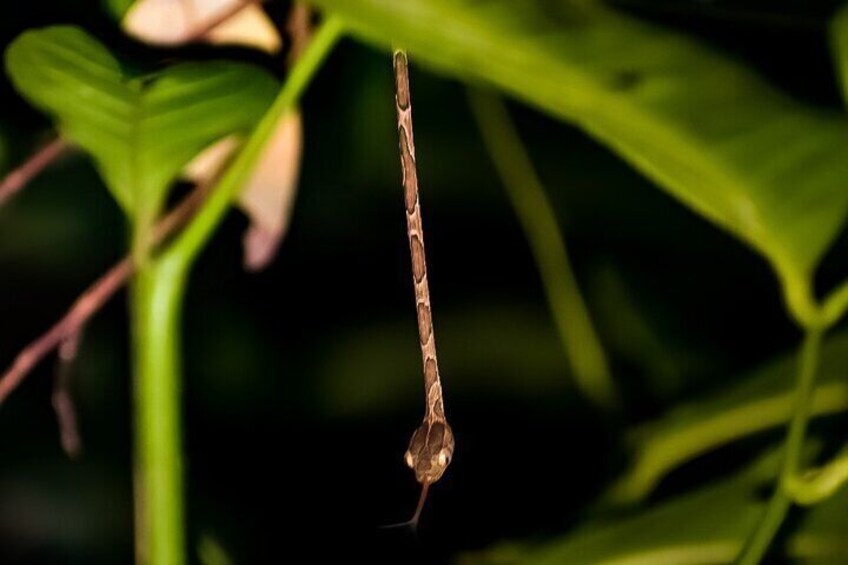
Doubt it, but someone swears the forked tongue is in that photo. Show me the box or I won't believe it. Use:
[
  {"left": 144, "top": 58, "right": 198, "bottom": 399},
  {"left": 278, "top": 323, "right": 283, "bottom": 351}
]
[{"left": 379, "top": 482, "right": 430, "bottom": 531}]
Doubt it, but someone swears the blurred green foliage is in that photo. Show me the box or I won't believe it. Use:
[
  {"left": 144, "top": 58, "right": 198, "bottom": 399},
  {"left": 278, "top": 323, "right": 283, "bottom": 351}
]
[
  {"left": 611, "top": 332, "right": 848, "bottom": 505},
  {"left": 311, "top": 0, "right": 848, "bottom": 326},
  {"left": 3, "top": 0, "right": 848, "bottom": 564},
  {"left": 5, "top": 26, "right": 278, "bottom": 218},
  {"left": 467, "top": 448, "right": 848, "bottom": 564}
]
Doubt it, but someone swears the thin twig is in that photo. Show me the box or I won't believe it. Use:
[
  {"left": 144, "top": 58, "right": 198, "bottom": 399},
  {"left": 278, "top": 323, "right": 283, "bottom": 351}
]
[
  {"left": 53, "top": 331, "right": 84, "bottom": 458},
  {"left": 0, "top": 182, "right": 208, "bottom": 405},
  {"left": 0, "top": 139, "right": 68, "bottom": 208},
  {"left": 286, "top": 2, "right": 313, "bottom": 66},
  {"left": 0, "top": 260, "right": 131, "bottom": 405},
  {"left": 735, "top": 329, "right": 825, "bottom": 564}
]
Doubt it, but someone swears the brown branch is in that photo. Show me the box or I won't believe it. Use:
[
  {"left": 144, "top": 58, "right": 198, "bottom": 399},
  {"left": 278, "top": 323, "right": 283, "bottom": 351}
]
[
  {"left": 53, "top": 331, "right": 84, "bottom": 458},
  {"left": 0, "top": 260, "right": 131, "bottom": 405},
  {"left": 286, "top": 2, "right": 313, "bottom": 66},
  {"left": 0, "top": 182, "right": 208, "bottom": 405},
  {"left": 0, "top": 139, "right": 68, "bottom": 208}
]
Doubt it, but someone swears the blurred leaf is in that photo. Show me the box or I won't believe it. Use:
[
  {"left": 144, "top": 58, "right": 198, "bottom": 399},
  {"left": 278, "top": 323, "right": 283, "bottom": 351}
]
[
  {"left": 239, "top": 110, "right": 303, "bottom": 271},
  {"left": 589, "top": 263, "right": 722, "bottom": 400},
  {"left": 197, "top": 535, "right": 234, "bottom": 565},
  {"left": 469, "top": 90, "right": 616, "bottom": 409},
  {"left": 608, "top": 332, "right": 848, "bottom": 505},
  {"left": 4, "top": 26, "right": 277, "bottom": 218},
  {"left": 0, "top": 460, "right": 129, "bottom": 552},
  {"left": 185, "top": 111, "right": 304, "bottom": 271},
  {"left": 101, "top": 0, "right": 134, "bottom": 20},
  {"left": 830, "top": 3, "right": 848, "bottom": 105},
  {"left": 464, "top": 449, "right": 848, "bottom": 564},
  {"left": 311, "top": 0, "right": 848, "bottom": 322},
  {"left": 183, "top": 136, "right": 241, "bottom": 185},
  {"left": 317, "top": 306, "right": 569, "bottom": 416}
]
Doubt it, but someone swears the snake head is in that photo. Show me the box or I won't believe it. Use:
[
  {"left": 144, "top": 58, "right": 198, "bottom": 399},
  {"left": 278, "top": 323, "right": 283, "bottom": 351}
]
[{"left": 404, "top": 419, "right": 455, "bottom": 484}]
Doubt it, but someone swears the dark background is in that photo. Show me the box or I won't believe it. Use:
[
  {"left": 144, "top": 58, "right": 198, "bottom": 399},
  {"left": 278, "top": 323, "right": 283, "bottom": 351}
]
[{"left": 0, "top": 1, "right": 846, "bottom": 562}]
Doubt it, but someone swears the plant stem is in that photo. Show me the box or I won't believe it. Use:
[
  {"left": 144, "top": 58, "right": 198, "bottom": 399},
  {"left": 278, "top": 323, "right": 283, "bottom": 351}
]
[
  {"left": 0, "top": 138, "right": 67, "bottom": 207},
  {"left": 821, "top": 277, "right": 848, "bottom": 325},
  {"left": 785, "top": 442, "right": 848, "bottom": 505},
  {"left": 128, "top": 18, "right": 344, "bottom": 564},
  {"left": 53, "top": 332, "right": 84, "bottom": 458},
  {"left": 132, "top": 258, "right": 188, "bottom": 565},
  {"left": 736, "top": 329, "right": 823, "bottom": 565},
  {"left": 466, "top": 89, "right": 617, "bottom": 410},
  {"left": 0, "top": 181, "right": 208, "bottom": 406},
  {"left": 0, "top": 259, "right": 133, "bottom": 403},
  {"left": 164, "top": 16, "right": 344, "bottom": 266}
]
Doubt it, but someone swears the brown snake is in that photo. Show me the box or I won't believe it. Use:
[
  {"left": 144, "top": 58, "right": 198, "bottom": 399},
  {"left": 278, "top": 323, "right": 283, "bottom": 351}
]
[{"left": 393, "top": 49, "right": 455, "bottom": 526}]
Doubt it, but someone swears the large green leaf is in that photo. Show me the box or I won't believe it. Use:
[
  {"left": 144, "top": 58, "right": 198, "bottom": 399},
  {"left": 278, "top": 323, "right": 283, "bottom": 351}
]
[
  {"left": 5, "top": 26, "right": 277, "bottom": 219},
  {"left": 608, "top": 332, "right": 848, "bottom": 505},
  {"left": 310, "top": 0, "right": 848, "bottom": 322},
  {"left": 464, "top": 450, "right": 848, "bottom": 564}
]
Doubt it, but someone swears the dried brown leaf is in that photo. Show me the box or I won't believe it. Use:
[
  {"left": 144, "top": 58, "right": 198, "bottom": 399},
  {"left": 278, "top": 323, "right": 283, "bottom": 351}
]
[
  {"left": 124, "top": 0, "right": 281, "bottom": 53},
  {"left": 183, "top": 112, "right": 303, "bottom": 271},
  {"left": 240, "top": 111, "right": 303, "bottom": 271}
]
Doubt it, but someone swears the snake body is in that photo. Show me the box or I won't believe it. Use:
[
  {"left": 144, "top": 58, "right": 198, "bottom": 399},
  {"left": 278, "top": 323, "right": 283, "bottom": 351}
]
[{"left": 393, "top": 50, "right": 455, "bottom": 494}]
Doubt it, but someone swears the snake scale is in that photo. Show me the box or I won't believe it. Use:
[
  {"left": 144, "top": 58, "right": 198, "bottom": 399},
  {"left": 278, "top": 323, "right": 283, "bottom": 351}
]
[{"left": 393, "top": 49, "right": 455, "bottom": 525}]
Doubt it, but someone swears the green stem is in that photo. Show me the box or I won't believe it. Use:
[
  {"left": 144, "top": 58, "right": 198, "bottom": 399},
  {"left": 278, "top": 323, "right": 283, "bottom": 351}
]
[
  {"left": 736, "top": 329, "right": 823, "bottom": 565},
  {"left": 163, "top": 16, "right": 345, "bottom": 266},
  {"left": 132, "top": 258, "right": 188, "bottom": 565},
  {"left": 132, "top": 203, "right": 159, "bottom": 268},
  {"left": 785, "top": 442, "right": 848, "bottom": 505},
  {"left": 776, "top": 263, "right": 822, "bottom": 329},
  {"left": 467, "top": 88, "right": 617, "bottom": 410},
  {"left": 607, "top": 382, "right": 848, "bottom": 506},
  {"left": 821, "top": 277, "right": 848, "bottom": 326},
  {"left": 129, "top": 18, "right": 344, "bottom": 564}
]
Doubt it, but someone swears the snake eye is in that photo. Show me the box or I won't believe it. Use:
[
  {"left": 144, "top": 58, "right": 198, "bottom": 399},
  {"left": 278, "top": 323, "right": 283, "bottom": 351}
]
[{"left": 405, "top": 451, "right": 415, "bottom": 468}]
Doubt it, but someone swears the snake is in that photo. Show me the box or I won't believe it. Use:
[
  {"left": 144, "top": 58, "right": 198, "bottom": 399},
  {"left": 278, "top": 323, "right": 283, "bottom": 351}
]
[{"left": 393, "top": 49, "right": 455, "bottom": 526}]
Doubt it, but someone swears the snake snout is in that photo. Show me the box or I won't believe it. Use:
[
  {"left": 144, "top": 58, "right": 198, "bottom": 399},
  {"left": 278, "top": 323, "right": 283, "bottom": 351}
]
[{"left": 404, "top": 419, "right": 455, "bottom": 484}]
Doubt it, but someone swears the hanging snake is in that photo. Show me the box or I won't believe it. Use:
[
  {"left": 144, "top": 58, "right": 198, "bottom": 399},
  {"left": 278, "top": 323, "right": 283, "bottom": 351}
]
[{"left": 393, "top": 49, "right": 455, "bottom": 525}]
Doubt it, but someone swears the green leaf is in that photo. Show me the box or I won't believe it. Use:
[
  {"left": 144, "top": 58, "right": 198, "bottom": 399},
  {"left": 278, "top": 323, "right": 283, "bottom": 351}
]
[
  {"left": 5, "top": 26, "right": 277, "bottom": 220},
  {"left": 607, "top": 332, "right": 848, "bottom": 505},
  {"left": 310, "top": 0, "right": 848, "bottom": 323},
  {"left": 464, "top": 450, "right": 848, "bottom": 564}
]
